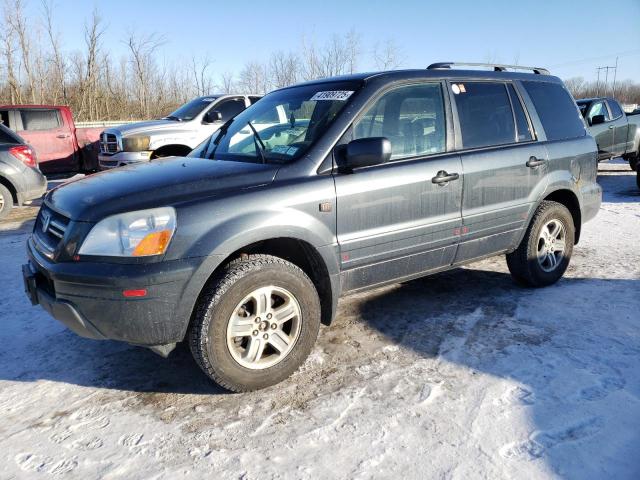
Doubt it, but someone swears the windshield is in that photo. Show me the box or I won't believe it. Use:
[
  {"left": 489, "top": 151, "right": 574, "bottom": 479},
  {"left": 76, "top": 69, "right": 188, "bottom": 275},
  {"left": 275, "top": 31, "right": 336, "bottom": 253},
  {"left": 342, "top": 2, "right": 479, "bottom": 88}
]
[
  {"left": 191, "top": 81, "right": 362, "bottom": 164},
  {"left": 165, "top": 96, "right": 217, "bottom": 121}
]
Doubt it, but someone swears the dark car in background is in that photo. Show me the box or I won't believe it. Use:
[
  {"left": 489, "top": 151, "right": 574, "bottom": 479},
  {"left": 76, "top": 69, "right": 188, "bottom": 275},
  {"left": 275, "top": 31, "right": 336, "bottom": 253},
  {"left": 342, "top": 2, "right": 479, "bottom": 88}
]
[
  {"left": 23, "top": 63, "right": 601, "bottom": 392},
  {"left": 0, "top": 123, "right": 47, "bottom": 220}
]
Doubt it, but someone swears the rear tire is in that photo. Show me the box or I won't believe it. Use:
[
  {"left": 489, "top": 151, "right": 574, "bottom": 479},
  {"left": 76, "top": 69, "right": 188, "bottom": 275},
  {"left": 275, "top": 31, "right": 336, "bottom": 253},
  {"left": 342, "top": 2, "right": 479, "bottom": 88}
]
[
  {"left": 0, "top": 184, "right": 13, "bottom": 221},
  {"left": 506, "top": 201, "right": 574, "bottom": 287},
  {"left": 629, "top": 155, "right": 638, "bottom": 172},
  {"left": 188, "top": 254, "right": 321, "bottom": 392},
  {"left": 636, "top": 169, "right": 640, "bottom": 190}
]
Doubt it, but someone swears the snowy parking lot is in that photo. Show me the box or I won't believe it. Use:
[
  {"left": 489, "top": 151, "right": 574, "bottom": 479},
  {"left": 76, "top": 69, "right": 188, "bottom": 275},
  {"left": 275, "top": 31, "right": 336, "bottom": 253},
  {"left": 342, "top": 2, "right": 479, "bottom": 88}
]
[{"left": 0, "top": 162, "right": 638, "bottom": 479}]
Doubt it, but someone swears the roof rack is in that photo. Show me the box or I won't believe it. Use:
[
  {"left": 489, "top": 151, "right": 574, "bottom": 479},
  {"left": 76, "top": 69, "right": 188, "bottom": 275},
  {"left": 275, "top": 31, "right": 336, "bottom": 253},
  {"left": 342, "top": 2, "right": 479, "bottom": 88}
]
[{"left": 426, "top": 62, "right": 550, "bottom": 75}]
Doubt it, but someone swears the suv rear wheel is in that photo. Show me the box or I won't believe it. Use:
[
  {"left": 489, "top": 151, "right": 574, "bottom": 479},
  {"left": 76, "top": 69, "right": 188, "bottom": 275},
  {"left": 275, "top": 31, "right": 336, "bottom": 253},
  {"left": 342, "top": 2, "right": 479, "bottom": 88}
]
[
  {"left": 0, "top": 184, "right": 13, "bottom": 221},
  {"left": 506, "top": 201, "right": 574, "bottom": 287},
  {"left": 188, "top": 254, "right": 321, "bottom": 392}
]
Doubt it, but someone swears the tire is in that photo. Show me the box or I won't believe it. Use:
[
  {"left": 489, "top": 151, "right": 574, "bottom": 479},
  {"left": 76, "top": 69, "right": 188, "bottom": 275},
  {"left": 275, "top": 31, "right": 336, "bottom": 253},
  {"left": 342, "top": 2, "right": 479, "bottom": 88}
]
[
  {"left": 636, "top": 169, "right": 640, "bottom": 190},
  {"left": 506, "top": 201, "right": 574, "bottom": 288},
  {"left": 188, "top": 254, "right": 321, "bottom": 392},
  {"left": 630, "top": 156, "right": 638, "bottom": 172},
  {"left": 0, "top": 184, "right": 13, "bottom": 221}
]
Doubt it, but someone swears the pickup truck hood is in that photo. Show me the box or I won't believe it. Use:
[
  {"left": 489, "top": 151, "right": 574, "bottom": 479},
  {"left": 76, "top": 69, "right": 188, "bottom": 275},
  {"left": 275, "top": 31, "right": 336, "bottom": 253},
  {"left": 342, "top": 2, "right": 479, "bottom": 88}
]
[
  {"left": 47, "top": 157, "right": 279, "bottom": 222},
  {"left": 113, "top": 119, "right": 191, "bottom": 137}
]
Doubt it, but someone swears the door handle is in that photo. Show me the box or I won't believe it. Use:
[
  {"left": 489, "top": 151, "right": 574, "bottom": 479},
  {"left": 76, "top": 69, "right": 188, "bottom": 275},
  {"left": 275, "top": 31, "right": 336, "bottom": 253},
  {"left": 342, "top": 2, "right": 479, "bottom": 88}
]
[
  {"left": 608, "top": 125, "right": 614, "bottom": 130},
  {"left": 526, "top": 156, "right": 546, "bottom": 168},
  {"left": 432, "top": 170, "right": 460, "bottom": 185},
  {"left": 56, "top": 134, "right": 70, "bottom": 139}
]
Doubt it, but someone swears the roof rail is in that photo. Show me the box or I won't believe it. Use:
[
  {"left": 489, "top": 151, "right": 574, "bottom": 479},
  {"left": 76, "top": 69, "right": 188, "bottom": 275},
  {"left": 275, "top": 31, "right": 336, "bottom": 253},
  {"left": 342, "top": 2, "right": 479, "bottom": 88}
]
[{"left": 426, "top": 62, "right": 550, "bottom": 75}]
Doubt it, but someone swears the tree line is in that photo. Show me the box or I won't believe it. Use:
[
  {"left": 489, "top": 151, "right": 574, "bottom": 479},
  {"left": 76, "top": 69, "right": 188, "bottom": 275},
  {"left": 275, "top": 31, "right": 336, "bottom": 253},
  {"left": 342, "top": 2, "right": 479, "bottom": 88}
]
[
  {"left": 1, "top": 0, "right": 638, "bottom": 123},
  {"left": 0, "top": 0, "right": 404, "bottom": 121},
  {"left": 564, "top": 77, "right": 640, "bottom": 106}
]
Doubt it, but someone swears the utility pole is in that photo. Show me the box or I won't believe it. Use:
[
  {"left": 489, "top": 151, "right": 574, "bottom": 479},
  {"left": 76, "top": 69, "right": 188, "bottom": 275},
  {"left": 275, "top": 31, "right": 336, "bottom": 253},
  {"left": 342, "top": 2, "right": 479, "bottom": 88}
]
[
  {"left": 596, "top": 64, "right": 617, "bottom": 97},
  {"left": 612, "top": 56, "right": 618, "bottom": 98}
]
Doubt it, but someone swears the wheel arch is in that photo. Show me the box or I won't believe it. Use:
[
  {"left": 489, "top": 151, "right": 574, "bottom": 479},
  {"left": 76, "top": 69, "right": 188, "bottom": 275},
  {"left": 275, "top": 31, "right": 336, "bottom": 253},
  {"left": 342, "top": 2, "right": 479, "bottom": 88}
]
[
  {"left": 541, "top": 188, "right": 582, "bottom": 244},
  {"left": 151, "top": 144, "right": 193, "bottom": 159},
  {"left": 0, "top": 174, "right": 18, "bottom": 205}
]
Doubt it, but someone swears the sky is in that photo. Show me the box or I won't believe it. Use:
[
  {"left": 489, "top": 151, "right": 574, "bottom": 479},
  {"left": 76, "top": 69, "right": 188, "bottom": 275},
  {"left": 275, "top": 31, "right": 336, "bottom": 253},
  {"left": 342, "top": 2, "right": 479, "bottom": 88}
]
[{"left": 18, "top": 0, "right": 640, "bottom": 83}]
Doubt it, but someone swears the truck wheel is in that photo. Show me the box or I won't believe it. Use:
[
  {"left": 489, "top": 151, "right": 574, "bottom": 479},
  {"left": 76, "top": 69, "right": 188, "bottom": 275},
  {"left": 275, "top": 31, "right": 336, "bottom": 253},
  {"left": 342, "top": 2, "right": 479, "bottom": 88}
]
[
  {"left": 189, "top": 254, "right": 321, "bottom": 392},
  {"left": 631, "top": 156, "right": 638, "bottom": 172},
  {"left": 637, "top": 169, "right": 640, "bottom": 190},
  {"left": 506, "top": 201, "right": 574, "bottom": 287},
  {"left": 0, "top": 184, "right": 13, "bottom": 221}
]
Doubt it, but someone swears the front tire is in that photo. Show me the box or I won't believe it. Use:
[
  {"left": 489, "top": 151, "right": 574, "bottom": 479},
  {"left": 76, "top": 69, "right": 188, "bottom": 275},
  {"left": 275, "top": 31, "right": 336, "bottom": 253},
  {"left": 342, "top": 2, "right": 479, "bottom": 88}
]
[
  {"left": 629, "top": 155, "right": 638, "bottom": 172},
  {"left": 188, "top": 254, "right": 321, "bottom": 392},
  {"left": 506, "top": 201, "right": 574, "bottom": 287},
  {"left": 0, "top": 184, "right": 13, "bottom": 221}
]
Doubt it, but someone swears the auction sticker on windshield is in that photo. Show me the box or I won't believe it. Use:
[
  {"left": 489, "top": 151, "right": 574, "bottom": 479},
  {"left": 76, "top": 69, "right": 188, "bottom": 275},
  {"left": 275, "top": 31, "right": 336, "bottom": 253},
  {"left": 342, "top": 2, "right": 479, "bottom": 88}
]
[{"left": 310, "top": 91, "right": 354, "bottom": 101}]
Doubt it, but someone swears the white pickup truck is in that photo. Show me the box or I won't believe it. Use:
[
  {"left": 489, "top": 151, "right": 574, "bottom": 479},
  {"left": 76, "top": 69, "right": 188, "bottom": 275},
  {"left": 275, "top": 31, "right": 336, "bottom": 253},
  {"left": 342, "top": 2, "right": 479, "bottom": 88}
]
[{"left": 98, "top": 94, "right": 261, "bottom": 169}]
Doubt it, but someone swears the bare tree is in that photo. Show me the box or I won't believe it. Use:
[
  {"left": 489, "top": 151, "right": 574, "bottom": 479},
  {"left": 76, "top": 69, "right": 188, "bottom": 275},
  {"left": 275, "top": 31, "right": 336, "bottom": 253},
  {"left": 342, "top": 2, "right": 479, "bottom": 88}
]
[
  {"left": 269, "top": 50, "right": 300, "bottom": 89},
  {"left": 238, "top": 61, "right": 268, "bottom": 94},
  {"left": 191, "top": 55, "right": 214, "bottom": 96},
  {"left": 5, "top": 0, "right": 37, "bottom": 103},
  {"left": 126, "top": 32, "right": 165, "bottom": 118},
  {"left": 373, "top": 39, "right": 403, "bottom": 71},
  {"left": 0, "top": 11, "right": 20, "bottom": 104},
  {"left": 42, "top": 0, "right": 67, "bottom": 104},
  {"left": 219, "top": 71, "right": 235, "bottom": 93}
]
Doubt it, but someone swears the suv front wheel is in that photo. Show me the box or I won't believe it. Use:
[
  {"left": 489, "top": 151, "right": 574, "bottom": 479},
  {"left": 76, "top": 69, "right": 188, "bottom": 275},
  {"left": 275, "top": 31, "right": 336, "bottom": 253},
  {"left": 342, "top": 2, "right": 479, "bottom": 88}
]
[
  {"left": 189, "top": 254, "right": 321, "bottom": 392},
  {"left": 506, "top": 201, "right": 575, "bottom": 287}
]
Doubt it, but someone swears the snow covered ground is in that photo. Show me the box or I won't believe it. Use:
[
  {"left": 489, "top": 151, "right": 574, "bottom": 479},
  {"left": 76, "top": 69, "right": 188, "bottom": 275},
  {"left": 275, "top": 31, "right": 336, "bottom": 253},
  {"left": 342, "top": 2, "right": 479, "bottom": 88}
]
[{"left": 0, "top": 162, "right": 638, "bottom": 479}]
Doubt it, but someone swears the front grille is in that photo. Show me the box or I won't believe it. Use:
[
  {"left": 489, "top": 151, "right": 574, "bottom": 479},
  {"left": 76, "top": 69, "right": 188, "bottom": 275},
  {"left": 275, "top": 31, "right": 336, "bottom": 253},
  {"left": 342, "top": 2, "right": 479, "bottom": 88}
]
[
  {"left": 33, "top": 206, "right": 70, "bottom": 258},
  {"left": 100, "top": 132, "right": 119, "bottom": 155}
]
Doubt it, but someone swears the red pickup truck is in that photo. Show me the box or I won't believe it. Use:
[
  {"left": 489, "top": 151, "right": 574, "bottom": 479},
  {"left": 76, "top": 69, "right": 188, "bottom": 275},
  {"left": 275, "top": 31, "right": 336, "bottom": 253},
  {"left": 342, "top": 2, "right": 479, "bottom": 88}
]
[{"left": 0, "top": 105, "right": 102, "bottom": 174}]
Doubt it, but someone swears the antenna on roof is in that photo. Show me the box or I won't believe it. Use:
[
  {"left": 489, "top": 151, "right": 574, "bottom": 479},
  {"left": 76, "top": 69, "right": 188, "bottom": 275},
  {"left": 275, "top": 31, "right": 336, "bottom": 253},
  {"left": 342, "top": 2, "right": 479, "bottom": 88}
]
[{"left": 427, "top": 62, "right": 550, "bottom": 75}]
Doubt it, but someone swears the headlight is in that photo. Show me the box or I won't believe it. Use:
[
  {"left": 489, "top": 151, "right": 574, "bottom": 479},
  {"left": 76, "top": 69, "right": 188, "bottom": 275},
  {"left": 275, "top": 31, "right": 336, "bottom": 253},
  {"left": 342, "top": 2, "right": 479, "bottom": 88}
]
[
  {"left": 122, "top": 136, "right": 150, "bottom": 152},
  {"left": 78, "top": 207, "right": 176, "bottom": 257}
]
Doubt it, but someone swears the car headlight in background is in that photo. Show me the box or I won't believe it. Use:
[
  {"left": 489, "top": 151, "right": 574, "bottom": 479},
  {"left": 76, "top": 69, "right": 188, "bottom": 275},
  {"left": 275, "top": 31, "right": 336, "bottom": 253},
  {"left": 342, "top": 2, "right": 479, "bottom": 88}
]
[
  {"left": 122, "top": 135, "right": 151, "bottom": 152},
  {"left": 78, "top": 207, "right": 176, "bottom": 257}
]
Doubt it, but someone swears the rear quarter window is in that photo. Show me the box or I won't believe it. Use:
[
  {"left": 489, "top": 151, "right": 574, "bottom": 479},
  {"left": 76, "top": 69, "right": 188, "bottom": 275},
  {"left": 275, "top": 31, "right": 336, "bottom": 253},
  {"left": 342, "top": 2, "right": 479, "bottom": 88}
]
[
  {"left": 522, "top": 81, "right": 586, "bottom": 141},
  {"left": 608, "top": 100, "right": 623, "bottom": 119}
]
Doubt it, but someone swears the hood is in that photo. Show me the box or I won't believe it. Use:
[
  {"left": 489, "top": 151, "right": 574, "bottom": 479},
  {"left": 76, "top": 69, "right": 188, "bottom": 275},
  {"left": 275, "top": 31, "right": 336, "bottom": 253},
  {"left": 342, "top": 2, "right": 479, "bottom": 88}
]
[
  {"left": 111, "top": 119, "right": 191, "bottom": 136},
  {"left": 47, "top": 157, "right": 279, "bottom": 222}
]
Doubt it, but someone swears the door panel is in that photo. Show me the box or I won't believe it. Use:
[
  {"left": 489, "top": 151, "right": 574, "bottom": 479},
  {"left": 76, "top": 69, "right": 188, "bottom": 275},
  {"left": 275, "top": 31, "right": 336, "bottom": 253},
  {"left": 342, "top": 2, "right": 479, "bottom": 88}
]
[
  {"left": 15, "top": 109, "right": 76, "bottom": 173},
  {"left": 335, "top": 153, "right": 463, "bottom": 291},
  {"left": 454, "top": 143, "right": 548, "bottom": 262},
  {"left": 611, "top": 117, "right": 630, "bottom": 155},
  {"left": 586, "top": 101, "right": 614, "bottom": 158}
]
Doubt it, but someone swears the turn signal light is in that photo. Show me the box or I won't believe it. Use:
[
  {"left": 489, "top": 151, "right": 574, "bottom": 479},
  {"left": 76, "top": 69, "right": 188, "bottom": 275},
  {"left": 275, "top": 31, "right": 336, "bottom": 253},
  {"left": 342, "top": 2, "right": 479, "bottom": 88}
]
[{"left": 132, "top": 229, "right": 172, "bottom": 257}]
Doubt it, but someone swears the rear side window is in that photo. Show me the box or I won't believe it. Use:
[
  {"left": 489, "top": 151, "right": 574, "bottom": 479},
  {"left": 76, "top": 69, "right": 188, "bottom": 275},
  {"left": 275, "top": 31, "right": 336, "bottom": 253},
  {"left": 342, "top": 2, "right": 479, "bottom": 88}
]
[
  {"left": 20, "top": 109, "right": 61, "bottom": 131},
  {"left": 453, "top": 82, "right": 515, "bottom": 149},
  {"left": 522, "top": 81, "right": 586, "bottom": 141},
  {"left": 608, "top": 100, "right": 623, "bottom": 119},
  {"left": 0, "top": 125, "right": 19, "bottom": 144},
  {"left": 507, "top": 84, "right": 533, "bottom": 142},
  {"left": 214, "top": 98, "right": 246, "bottom": 122}
]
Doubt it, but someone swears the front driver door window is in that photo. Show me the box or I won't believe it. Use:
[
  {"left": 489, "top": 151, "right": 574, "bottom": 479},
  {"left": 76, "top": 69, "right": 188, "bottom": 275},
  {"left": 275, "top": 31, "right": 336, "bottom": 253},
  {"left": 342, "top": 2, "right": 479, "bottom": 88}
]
[{"left": 334, "top": 82, "right": 463, "bottom": 291}]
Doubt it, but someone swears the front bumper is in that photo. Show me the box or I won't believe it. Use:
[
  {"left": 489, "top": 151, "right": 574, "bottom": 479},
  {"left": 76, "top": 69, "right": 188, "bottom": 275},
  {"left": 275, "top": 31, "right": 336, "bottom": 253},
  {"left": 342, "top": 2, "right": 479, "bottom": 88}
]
[
  {"left": 23, "top": 237, "right": 208, "bottom": 346},
  {"left": 99, "top": 151, "right": 152, "bottom": 170}
]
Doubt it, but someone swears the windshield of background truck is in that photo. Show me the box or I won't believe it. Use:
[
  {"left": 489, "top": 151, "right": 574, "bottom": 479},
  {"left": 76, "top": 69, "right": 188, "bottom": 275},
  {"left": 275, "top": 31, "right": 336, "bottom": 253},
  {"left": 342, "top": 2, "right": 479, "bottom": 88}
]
[
  {"left": 199, "top": 81, "right": 362, "bottom": 164},
  {"left": 165, "top": 97, "right": 217, "bottom": 121}
]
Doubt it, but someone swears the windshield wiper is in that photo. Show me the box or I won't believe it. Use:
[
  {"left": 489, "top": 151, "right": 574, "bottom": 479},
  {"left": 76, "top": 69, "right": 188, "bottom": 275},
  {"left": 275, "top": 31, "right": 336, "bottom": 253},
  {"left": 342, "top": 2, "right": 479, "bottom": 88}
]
[
  {"left": 246, "top": 121, "right": 267, "bottom": 164},
  {"left": 164, "top": 115, "right": 182, "bottom": 122}
]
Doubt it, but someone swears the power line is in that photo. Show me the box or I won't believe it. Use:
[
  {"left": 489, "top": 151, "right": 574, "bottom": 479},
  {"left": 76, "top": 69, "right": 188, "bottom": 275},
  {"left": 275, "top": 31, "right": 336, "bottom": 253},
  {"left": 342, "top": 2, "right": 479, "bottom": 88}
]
[{"left": 549, "top": 49, "right": 640, "bottom": 69}]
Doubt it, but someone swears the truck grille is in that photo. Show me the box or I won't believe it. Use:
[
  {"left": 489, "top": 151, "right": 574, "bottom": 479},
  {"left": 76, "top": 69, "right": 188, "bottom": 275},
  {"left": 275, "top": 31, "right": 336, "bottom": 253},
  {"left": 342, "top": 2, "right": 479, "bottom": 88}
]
[
  {"left": 100, "top": 132, "right": 119, "bottom": 154},
  {"left": 33, "top": 206, "right": 70, "bottom": 259}
]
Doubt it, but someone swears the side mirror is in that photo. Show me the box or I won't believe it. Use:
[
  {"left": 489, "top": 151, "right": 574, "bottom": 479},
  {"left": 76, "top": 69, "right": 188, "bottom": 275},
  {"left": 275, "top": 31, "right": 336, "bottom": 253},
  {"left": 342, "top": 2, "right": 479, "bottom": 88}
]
[
  {"left": 590, "top": 114, "right": 605, "bottom": 126},
  {"left": 203, "top": 110, "right": 222, "bottom": 124},
  {"left": 342, "top": 137, "right": 392, "bottom": 170}
]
